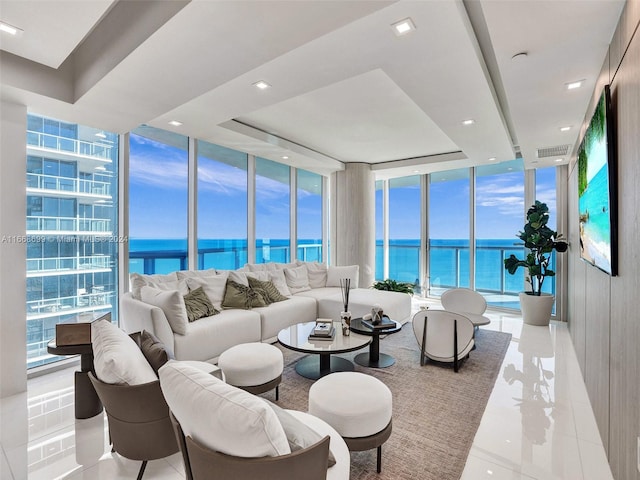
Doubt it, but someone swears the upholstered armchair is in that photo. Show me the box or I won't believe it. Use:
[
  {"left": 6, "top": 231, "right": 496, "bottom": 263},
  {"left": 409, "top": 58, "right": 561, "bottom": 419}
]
[
  {"left": 412, "top": 310, "right": 475, "bottom": 372},
  {"left": 88, "top": 373, "right": 178, "bottom": 480},
  {"left": 440, "top": 288, "right": 491, "bottom": 327},
  {"left": 159, "top": 361, "right": 350, "bottom": 480}
]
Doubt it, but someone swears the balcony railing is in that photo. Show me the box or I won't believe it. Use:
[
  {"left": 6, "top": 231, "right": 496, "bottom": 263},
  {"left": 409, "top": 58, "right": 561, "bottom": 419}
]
[
  {"left": 27, "top": 173, "right": 111, "bottom": 196},
  {"left": 27, "top": 216, "right": 111, "bottom": 233},
  {"left": 27, "top": 255, "right": 112, "bottom": 273},
  {"left": 27, "top": 131, "right": 113, "bottom": 161},
  {"left": 27, "top": 290, "right": 113, "bottom": 317}
]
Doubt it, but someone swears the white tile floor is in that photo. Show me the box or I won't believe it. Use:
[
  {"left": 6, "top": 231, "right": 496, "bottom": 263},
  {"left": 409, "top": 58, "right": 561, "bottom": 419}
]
[{"left": 0, "top": 305, "right": 613, "bottom": 480}]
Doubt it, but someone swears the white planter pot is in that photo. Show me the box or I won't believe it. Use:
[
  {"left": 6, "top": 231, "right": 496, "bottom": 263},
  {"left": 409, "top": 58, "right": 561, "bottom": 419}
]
[{"left": 519, "top": 292, "right": 555, "bottom": 326}]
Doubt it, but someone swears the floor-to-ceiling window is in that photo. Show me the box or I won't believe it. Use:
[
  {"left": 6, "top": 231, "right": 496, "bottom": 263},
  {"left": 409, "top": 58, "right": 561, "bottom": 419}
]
[
  {"left": 375, "top": 180, "right": 384, "bottom": 280},
  {"left": 197, "top": 141, "right": 248, "bottom": 270},
  {"left": 429, "top": 169, "right": 471, "bottom": 296},
  {"left": 296, "top": 169, "right": 322, "bottom": 262},
  {"left": 255, "top": 158, "right": 291, "bottom": 263},
  {"left": 129, "top": 126, "right": 188, "bottom": 274},
  {"left": 475, "top": 160, "right": 525, "bottom": 308},
  {"left": 535, "top": 166, "right": 558, "bottom": 297},
  {"left": 26, "top": 114, "right": 118, "bottom": 368},
  {"left": 388, "top": 176, "right": 421, "bottom": 285}
]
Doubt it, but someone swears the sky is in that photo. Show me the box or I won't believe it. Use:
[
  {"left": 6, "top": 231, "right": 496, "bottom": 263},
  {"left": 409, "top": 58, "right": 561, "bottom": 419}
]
[{"left": 129, "top": 133, "right": 556, "bottom": 241}]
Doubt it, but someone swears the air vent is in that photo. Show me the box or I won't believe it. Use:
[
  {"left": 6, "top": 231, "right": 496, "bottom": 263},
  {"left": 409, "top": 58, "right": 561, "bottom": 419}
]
[{"left": 536, "top": 144, "right": 570, "bottom": 158}]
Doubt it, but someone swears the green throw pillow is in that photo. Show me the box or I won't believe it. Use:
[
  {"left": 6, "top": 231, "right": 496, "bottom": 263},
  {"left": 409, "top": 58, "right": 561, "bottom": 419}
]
[
  {"left": 247, "top": 276, "right": 289, "bottom": 303},
  {"left": 222, "top": 280, "right": 268, "bottom": 309},
  {"left": 183, "top": 286, "right": 219, "bottom": 322}
]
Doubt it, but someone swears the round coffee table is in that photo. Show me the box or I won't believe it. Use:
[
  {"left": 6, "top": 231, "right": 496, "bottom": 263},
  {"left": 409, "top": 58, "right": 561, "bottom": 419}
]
[
  {"left": 349, "top": 317, "right": 402, "bottom": 368},
  {"left": 277, "top": 321, "right": 371, "bottom": 380}
]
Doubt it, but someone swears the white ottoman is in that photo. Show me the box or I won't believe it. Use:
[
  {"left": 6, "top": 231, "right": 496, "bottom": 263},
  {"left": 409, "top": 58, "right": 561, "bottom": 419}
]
[
  {"left": 218, "top": 343, "right": 283, "bottom": 400},
  {"left": 308, "top": 372, "right": 392, "bottom": 473}
]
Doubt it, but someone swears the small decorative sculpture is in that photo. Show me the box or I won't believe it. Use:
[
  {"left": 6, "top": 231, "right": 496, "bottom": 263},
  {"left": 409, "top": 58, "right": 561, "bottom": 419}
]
[{"left": 371, "top": 304, "right": 384, "bottom": 325}]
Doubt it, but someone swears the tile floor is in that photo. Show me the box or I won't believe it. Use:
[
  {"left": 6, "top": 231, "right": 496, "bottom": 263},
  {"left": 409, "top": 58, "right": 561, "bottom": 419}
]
[{"left": 0, "top": 303, "right": 613, "bottom": 480}]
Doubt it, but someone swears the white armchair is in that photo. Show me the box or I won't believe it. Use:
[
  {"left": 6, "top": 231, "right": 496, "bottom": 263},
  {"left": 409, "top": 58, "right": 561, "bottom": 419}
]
[
  {"left": 412, "top": 310, "right": 475, "bottom": 372},
  {"left": 440, "top": 288, "right": 491, "bottom": 327}
]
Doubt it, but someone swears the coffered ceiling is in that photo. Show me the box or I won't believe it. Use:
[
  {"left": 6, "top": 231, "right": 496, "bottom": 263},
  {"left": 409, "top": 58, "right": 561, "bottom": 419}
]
[{"left": 0, "top": 0, "right": 625, "bottom": 178}]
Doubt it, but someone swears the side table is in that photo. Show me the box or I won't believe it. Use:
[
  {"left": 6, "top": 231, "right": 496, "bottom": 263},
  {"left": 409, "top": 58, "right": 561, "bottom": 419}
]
[
  {"left": 47, "top": 339, "right": 103, "bottom": 419},
  {"left": 349, "top": 317, "right": 402, "bottom": 368}
]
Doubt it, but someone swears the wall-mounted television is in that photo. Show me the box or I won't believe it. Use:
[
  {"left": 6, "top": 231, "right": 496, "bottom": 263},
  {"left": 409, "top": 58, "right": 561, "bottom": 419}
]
[{"left": 577, "top": 84, "right": 617, "bottom": 276}]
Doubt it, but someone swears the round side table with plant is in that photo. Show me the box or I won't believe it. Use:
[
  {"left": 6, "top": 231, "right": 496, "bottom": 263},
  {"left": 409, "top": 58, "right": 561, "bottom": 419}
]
[{"left": 504, "top": 201, "right": 568, "bottom": 326}]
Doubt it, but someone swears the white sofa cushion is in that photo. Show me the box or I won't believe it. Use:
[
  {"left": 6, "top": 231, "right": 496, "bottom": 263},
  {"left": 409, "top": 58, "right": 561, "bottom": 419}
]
[
  {"left": 185, "top": 272, "right": 229, "bottom": 310},
  {"left": 284, "top": 265, "right": 312, "bottom": 294},
  {"left": 176, "top": 269, "right": 219, "bottom": 281},
  {"left": 303, "top": 262, "right": 328, "bottom": 288},
  {"left": 326, "top": 265, "right": 359, "bottom": 288},
  {"left": 254, "top": 295, "right": 316, "bottom": 342},
  {"left": 130, "top": 272, "right": 184, "bottom": 300},
  {"left": 141, "top": 286, "right": 189, "bottom": 335},
  {"left": 266, "top": 269, "right": 291, "bottom": 296},
  {"left": 158, "top": 361, "right": 290, "bottom": 458},
  {"left": 91, "top": 318, "right": 157, "bottom": 385}
]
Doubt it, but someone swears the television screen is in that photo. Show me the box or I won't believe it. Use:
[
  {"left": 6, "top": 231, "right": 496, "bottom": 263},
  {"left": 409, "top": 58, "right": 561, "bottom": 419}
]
[{"left": 577, "top": 85, "right": 617, "bottom": 275}]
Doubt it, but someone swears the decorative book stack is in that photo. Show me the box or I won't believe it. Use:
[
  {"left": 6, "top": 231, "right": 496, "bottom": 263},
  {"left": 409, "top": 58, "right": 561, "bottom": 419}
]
[
  {"left": 361, "top": 315, "right": 395, "bottom": 330},
  {"left": 309, "top": 319, "right": 335, "bottom": 340}
]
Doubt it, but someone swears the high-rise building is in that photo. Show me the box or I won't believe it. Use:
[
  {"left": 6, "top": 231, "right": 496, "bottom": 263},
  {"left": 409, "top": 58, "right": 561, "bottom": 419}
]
[{"left": 25, "top": 114, "right": 119, "bottom": 368}]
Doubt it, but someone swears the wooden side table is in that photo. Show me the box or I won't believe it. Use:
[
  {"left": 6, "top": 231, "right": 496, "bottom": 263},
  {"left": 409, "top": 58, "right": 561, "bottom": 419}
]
[{"left": 47, "top": 339, "right": 103, "bottom": 419}]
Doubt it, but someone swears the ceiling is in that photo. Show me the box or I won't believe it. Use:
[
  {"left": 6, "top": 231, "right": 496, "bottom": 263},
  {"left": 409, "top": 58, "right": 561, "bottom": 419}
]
[{"left": 0, "top": 0, "right": 625, "bottom": 178}]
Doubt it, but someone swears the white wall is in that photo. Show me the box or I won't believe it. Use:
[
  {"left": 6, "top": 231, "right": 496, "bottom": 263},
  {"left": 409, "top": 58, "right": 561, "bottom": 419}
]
[{"left": 0, "top": 101, "right": 27, "bottom": 398}]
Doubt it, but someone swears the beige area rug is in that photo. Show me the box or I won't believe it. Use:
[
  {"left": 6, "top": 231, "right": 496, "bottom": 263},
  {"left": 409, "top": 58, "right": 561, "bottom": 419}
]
[{"left": 262, "top": 325, "right": 512, "bottom": 480}]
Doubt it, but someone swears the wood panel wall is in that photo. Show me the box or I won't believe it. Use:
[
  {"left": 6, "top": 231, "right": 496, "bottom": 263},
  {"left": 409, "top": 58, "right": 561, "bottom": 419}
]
[{"left": 567, "top": 1, "right": 640, "bottom": 477}]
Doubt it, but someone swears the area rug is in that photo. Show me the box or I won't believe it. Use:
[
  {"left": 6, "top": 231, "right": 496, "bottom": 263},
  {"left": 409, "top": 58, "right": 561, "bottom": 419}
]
[{"left": 264, "top": 326, "right": 512, "bottom": 480}]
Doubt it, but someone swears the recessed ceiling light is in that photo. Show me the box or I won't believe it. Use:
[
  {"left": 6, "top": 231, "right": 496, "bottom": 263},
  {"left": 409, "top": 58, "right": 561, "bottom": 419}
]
[
  {"left": 0, "top": 21, "right": 22, "bottom": 36},
  {"left": 253, "top": 80, "right": 271, "bottom": 90},
  {"left": 168, "top": 120, "right": 183, "bottom": 127},
  {"left": 95, "top": 132, "right": 107, "bottom": 139},
  {"left": 391, "top": 18, "right": 416, "bottom": 36},
  {"left": 94, "top": 166, "right": 107, "bottom": 171},
  {"left": 488, "top": 157, "right": 497, "bottom": 162},
  {"left": 560, "top": 126, "right": 571, "bottom": 132},
  {"left": 566, "top": 80, "right": 584, "bottom": 90},
  {"left": 282, "top": 156, "right": 289, "bottom": 160},
  {"left": 555, "top": 158, "right": 563, "bottom": 162},
  {"left": 462, "top": 119, "right": 475, "bottom": 126},
  {"left": 413, "top": 170, "right": 420, "bottom": 173}
]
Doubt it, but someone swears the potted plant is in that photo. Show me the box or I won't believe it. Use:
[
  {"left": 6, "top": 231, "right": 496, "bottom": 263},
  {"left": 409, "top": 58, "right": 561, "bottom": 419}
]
[
  {"left": 371, "top": 278, "right": 415, "bottom": 294},
  {"left": 504, "top": 201, "right": 568, "bottom": 326}
]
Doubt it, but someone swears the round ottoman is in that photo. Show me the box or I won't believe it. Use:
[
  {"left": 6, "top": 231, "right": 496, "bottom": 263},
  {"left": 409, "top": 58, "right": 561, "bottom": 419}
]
[
  {"left": 218, "top": 343, "right": 283, "bottom": 400},
  {"left": 308, "top": 372, "right": 392, "bottom": 473}
]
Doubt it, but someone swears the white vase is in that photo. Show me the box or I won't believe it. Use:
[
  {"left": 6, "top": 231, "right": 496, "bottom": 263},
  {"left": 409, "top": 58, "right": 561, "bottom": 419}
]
[{"left": 519, "top": 292, "right": 555, "bottom": 326}]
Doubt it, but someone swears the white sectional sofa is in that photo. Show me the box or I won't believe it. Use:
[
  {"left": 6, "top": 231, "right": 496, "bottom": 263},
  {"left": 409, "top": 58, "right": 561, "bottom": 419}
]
[{"left": 120, "top": 261, "right": 412, "bottom": 364}]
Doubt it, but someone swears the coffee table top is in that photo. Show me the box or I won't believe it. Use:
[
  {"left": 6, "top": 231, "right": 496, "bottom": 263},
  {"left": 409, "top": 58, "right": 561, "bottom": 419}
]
[
  {"left": 349, "top": 317, "right": 402, "bottom": 336},
  {"left": 278, "top": 321, "right": 371, "bottom": 355}
]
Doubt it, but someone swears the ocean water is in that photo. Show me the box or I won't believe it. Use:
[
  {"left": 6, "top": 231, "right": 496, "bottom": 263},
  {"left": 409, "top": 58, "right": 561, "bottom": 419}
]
[
  {"left": 129, "top": 237, "right": 548, "bottom": 296},
  {"left": 578, "top": 164, "right": 612, "bottom": 272}
]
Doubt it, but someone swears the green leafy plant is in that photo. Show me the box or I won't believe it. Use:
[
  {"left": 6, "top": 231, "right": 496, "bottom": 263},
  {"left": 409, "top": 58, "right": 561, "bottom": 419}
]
[
  {"left": 504, "top": 201, "right": 568, "bottom": 296},
  {"left": 371, "top": 279, "right": 415, "bottom": 294}
]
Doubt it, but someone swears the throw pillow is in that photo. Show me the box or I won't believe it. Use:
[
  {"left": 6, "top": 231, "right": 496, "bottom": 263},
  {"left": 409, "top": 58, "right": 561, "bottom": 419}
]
[
  {"left": 326, "top": 265, "right": 360, "bottom": 288},
  {"left": 303, "top": 262, "right": 328, "bottom": 288},
  {"left": 267, "top": 269, "right": 292, "bottom": 296},
  {"left": 130, "top": 272, "right": 184, "bottom": 300},
  {"left": 183, "top": 286, "right": 219, "bottom": 322},
  {"left": 185, "top": 272, "right": 228, "bottom": 310},
  {"left": 140, "top": 330, "right": 174, "bottom": 374},
  {"left": 91, "top": 319, "right": 157, "bottom": 385},
  {"left": 176, "top": 269, "right": 218, "bottom": 281},
  {"left": 283, "top": 265, "right": 312, "bottom": 295},
  {"left": 140, "top": 286, "right": 189, "bottom": 335},
  {"left": 247, "top": 276, "right": 289, "bottom": 303},
  {"left": 222, "top": 280, "right": 268, "bottom": 309},
  {"left": 158, "top": 361, "right": 290, "bottom": 458},
  {"left": 263, "top": 399, "right": 336, "bottom": 467}
]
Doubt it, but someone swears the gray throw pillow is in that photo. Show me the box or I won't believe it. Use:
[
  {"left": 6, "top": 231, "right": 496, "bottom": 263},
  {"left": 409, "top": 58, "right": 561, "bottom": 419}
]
[
  {"left": 140, "top": 330, "right": 174, "bottom": 374},
  {"left": 222, "top": 280, "right": 268, "bottom": 309},
  {"left": 183, "top": 286, "right": 219, "bottom": 322},
  {"left": 264, "top": 399, "right": 336, "bottom": 467},
  {"left": 247, "top": 276, "right": 289, "bottom": 303}
]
